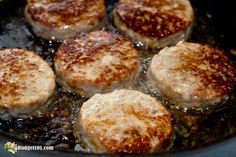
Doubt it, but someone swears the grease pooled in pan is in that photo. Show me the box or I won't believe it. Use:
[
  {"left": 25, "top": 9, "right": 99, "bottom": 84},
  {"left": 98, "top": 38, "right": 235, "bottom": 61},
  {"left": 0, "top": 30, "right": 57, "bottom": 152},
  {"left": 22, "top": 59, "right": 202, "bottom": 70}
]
[{"left": 0, "top": 0, "right": 236, "bottom": 153}]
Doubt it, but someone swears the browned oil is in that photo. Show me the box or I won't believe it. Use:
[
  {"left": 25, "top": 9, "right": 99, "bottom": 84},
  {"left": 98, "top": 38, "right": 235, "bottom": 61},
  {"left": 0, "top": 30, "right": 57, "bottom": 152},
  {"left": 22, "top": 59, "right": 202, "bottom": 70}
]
[{"left": 0, "top": 0, "right": 236, "bottom": 154}]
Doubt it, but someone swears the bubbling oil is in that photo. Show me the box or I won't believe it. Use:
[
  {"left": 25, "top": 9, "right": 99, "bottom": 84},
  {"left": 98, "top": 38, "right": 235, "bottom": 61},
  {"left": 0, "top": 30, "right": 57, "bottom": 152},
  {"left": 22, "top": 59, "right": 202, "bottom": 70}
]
[{"left": 0, "top": 0, "right": 236, "bottom": 153}]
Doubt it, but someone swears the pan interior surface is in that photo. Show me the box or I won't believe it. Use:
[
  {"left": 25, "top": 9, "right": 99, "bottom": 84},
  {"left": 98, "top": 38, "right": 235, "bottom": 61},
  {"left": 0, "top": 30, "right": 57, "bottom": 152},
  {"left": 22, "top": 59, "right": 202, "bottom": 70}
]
[{"left": 0, "top": 0, "right": 236, "bottom": 155}]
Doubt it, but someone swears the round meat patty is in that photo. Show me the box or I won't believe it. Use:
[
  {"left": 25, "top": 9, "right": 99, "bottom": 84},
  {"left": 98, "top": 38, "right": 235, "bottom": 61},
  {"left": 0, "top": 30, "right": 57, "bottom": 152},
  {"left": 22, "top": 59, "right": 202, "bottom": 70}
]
[
  {"left": 76, "top": 89, "right": 173, "bottom": 153},
  {"left": 114, "top": 0, "right": 194, "bottom": 49},
  {"left": 0, "top": 49, "right": 55, "bottom": 117},
  {"left": 147, "top": 42, "right": 236, "bottom": 108},
  {"left": 25, "top": 0, "right": 106, "bottom": 40},
  {"left": 54, "top": 31, "right": 140, "bottom": 97}
]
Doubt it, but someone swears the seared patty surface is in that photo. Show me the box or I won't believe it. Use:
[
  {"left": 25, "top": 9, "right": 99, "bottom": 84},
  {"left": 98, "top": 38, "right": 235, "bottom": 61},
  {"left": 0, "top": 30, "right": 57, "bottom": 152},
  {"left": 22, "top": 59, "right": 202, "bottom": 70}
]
[
  {"left": 25, "top": 0, "right": 106, "bottom": 40},
  {"left": 147, "top": 42, "right": 236, "bottom": 107},
  {"left": 76, "top": 89, "right": 173, "bottom": 153},
  {"left": 0, "top": 48, "right": 55, "bottom": 117},
  {"left": 54, "top": 31, "right": 140, "bottom": 97},
  {"left": 114, "top": 0, "right": 194, "bottom": 48}
]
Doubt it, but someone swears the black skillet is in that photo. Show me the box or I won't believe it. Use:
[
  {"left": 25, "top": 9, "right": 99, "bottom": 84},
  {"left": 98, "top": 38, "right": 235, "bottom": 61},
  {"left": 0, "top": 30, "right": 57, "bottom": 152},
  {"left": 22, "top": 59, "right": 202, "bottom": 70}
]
[{"left": 0, "top": 0, "right": 236, "bottom": 156}]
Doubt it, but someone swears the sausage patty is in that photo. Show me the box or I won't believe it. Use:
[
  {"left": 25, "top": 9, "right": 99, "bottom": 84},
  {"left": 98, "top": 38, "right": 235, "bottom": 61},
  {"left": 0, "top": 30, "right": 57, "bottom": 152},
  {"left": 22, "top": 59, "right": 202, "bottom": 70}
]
[
  {"left": 114, "top": 0, "right": 194, "bottom": 49},
  {"left": 25, "top": 0, "right": 106, "bottom": 40},
  {"left": 147, "top": 42, "right": 236, "bottom": 108},
  {"left": 54, "top": 31, "right": 140, "bottom": 97},
  {"left": 0, "top": 48, "right": 55, "bottom": 117},
  {"left": 76, "top": 89, "right": 173, "bottom": 153}
]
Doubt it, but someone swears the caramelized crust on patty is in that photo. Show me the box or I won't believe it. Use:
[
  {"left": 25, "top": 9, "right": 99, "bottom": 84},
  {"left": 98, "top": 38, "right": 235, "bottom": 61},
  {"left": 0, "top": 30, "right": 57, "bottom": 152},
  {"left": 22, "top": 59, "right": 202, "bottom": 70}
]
[
  {"left": 25, "top": 0, "right": 106, "bottom": 40},
  {"left": 114, "top": 0, "right": 194, "bottom": 48},
  {"left": 0, "top": 49, "right": 55, "bottom": 117},
  {"left": 147, "top": 42, "right": 236, "bottom": 107},
  {"left": 54, "top": 31, "right": 140, "bottom": 97},
  {"left": 76, "top": 89, "right": 173, "bottom": 153}
]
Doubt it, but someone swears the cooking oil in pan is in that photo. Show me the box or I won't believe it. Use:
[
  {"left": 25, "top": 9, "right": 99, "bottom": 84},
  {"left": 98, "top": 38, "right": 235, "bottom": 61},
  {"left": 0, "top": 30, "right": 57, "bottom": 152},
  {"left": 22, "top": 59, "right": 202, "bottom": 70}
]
[{"left": 0, "top": 0, "right": 236, "bottom": 153}]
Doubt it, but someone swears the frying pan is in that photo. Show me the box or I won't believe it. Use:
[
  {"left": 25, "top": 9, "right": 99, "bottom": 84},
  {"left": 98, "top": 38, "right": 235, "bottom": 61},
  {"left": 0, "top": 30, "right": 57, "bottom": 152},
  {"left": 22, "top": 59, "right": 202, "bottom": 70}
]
[{"left": 0, "top": 0, "right": 236, "bottom": 156}]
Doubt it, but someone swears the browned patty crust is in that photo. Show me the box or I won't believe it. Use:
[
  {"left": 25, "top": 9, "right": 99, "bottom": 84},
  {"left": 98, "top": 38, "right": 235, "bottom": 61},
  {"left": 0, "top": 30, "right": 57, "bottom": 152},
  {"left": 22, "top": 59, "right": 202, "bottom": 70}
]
[
  {"left": 54, "top": 31, "right": 140, "bottom": 97},
  {"left": 76, "top": 89, "right": 173, "bottom": 153},
  {"left": 25, "top": 0, "right": 106, "bottom": 40},
  {"left": 147, "top": 42, "right": 236, "bottom": 107},
  {"left": 114, "top": 0, "right": 194, "bottom": 48},
  {"left": 0, "top": 48, "right": 55, "bottom": 116},
  {"left": 26, "top": 0, "right": 105, "bottom": 28}
]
